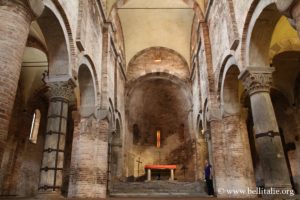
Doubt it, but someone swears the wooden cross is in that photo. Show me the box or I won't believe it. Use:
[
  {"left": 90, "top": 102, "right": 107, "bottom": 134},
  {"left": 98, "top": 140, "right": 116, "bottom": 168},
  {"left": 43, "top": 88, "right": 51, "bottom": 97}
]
[{"left": 136, "top": 157, "right": 143, "bottom": 177}]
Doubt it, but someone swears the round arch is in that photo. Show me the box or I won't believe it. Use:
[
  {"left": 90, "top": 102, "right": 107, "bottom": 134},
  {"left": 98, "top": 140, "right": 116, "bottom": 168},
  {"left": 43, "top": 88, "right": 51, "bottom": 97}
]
[
  {"left": 77, "top": 55, "right": 100, "bottom": 108},
  {"left": 37, "top": 0, "right": 75, "bottom": 75},
  {"left": 218, "top": 55, "right": 242, "bottom": 117},
  {"left": 242, "top": 0, "right": 278, "bottom": 67},
  {"left": 78, "top": 64, "right": 97, "bottom": 117},
  {"left": 127, "top": 47, "right": 190, "bottom": 81}
]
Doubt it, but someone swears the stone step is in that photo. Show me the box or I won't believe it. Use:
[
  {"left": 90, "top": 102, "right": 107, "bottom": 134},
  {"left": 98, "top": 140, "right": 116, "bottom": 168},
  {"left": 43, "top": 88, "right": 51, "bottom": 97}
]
[
  {"left": 111, "top": 181, "right": 206, "bottom": 196},
  {"left": 109, "top": 192, "right": 208, "bottom": 198}
]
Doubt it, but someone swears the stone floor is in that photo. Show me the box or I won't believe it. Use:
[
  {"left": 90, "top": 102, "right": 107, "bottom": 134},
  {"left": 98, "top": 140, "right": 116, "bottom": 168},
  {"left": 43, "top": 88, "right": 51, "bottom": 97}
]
[
  {"left": 1, "top": 195, "right": 300, "bottom": 200},
  {"left": 0, "top": 197, "right": 299, "bottom": 200}
]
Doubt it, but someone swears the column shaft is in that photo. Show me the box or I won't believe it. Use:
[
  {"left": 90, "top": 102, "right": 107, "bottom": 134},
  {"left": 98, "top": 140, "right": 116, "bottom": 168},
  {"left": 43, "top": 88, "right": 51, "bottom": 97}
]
[
  {"left": 170, "top": 169, "right": 174, "bottom": 181},
  {"left": 39, "top": 98, "right": 69, "bottom": 192},
  {"left": 239, "top": 67, "right": 291, "bottom": 189},
  {"left": 0, "top": 0, "right": 33, "bottom": 141},
  {"left": 147, "top": 169, "right": 151, "bottom": 181}
]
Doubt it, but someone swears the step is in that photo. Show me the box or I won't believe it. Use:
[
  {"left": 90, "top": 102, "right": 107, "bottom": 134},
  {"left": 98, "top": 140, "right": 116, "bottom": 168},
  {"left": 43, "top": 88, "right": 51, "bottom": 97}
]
[{"left": 109, "top": 192, "right": 208, "bottom": 198}]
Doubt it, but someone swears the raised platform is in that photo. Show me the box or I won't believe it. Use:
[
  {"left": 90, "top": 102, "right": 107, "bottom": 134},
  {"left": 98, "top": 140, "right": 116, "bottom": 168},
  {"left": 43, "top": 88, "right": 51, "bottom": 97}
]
[{"left": 110, "top": 181, "right": 207, "bottom": 197}]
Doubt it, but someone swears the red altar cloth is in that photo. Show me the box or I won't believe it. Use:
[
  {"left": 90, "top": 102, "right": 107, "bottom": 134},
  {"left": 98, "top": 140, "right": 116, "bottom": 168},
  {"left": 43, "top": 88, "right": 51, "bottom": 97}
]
[{"left": 144, "top": 165, "right": 176, "bottom": 169}]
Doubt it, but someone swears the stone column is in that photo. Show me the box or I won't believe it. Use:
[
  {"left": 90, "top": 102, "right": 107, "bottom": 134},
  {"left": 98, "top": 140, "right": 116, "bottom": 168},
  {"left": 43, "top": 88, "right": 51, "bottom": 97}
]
[
  {"left": 239, "top": 67, "right": 292, "bottom": 189},
  {"left": 39, "top": 79, "right": 75, "bottom": 194},
  {"left": 0, "top": 0, "right": 44, "bottom": 141},
  {"left": 170, "top": 169, "right": 175, "bottom": 181},
  {"left": 147, "top": 169, "right": 151, "bottom": 181}
]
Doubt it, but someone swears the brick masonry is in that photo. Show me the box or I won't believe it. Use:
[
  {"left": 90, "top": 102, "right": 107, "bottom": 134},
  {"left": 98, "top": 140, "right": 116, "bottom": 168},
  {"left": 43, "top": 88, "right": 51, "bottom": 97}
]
[{"left": 0, "top": 0, "right": 300, "bottom": 199}]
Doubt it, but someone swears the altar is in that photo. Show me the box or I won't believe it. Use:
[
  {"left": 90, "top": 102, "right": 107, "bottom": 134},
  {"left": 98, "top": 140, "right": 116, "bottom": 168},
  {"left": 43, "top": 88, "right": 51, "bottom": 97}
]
[{"left": 144, "top": 165, "right": 176, "bottom": 181}]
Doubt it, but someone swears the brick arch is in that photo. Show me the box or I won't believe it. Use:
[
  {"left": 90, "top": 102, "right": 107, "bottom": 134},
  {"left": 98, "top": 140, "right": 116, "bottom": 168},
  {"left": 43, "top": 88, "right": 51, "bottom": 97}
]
[
  {"left": 241, "top": 0, "right": 281, "bottom": 68},
  {"left": 126, "top": 72, "right": 193, "bottom": 110},
  {"left": 127, "top": 47, "right": 190, "bottom": 81},
  {"left": 37, "top": 0, "right": 75, "bottom": 76}
]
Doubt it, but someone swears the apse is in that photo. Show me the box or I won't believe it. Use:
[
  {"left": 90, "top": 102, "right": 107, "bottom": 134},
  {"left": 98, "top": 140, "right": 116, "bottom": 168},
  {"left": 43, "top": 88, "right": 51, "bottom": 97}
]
[{"left": 125, "top": 76, "right": 195, "bottom": 181}]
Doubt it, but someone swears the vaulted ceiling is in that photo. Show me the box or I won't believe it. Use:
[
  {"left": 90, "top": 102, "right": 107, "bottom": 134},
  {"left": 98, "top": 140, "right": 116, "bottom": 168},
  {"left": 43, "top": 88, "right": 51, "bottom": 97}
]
[{"left": 107, "top": 0, "right": 203, "bottom": 66}]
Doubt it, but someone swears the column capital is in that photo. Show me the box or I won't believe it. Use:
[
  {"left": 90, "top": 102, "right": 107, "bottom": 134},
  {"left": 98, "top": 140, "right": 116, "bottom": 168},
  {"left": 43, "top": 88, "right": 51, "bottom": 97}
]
[
  {"left": 45, "top": 76, "right": 76, "bottom": 101},
  {"left": 239, "top": 67, "right": 274, "bottom": 96}
]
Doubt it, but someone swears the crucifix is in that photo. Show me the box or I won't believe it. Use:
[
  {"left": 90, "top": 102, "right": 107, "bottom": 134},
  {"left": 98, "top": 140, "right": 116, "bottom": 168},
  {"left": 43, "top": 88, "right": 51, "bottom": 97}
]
[{"left": 136, "top": 157, "right": 143, "bottom": 177}]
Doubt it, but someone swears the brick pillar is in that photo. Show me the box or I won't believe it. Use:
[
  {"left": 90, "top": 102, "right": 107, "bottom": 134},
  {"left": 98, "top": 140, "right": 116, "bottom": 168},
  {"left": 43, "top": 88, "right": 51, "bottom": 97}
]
[
  {"left": 223, "top": 115, "right": 255, "bottom": 195},
  {"left": 0, "top": 0, "right": 44, "bottom": 141},
  {"left": 96, "top": 119, "right": 109, "bottom": 198},
  {"left": 39, "top": 79, "right": 75, "bottom": 195},
  {"left": 210, "top": 118, "right": 226, "bottom": 195},
  {"left": 68, "top": 115, "right": 109, "bottom": 199},
  {"left": 239, "top": 67, "right": 292, "bottom": 189},
  {"left": 0, "top": 0, "right": 44, "bottom": 192}
]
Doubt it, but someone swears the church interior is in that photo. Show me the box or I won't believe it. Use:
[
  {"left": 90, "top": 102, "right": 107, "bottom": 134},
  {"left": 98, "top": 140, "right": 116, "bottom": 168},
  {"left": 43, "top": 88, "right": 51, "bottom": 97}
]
[{"left": 0, "top": 0, "right": 300, "bottom": 199}]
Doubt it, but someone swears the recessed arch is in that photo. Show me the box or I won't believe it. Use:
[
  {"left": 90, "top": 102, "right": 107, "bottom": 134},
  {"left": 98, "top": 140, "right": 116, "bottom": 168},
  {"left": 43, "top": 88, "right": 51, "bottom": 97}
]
[
  {"left": 218, "top": 56, "right": 242, "bottom": 116},
  {"left": 221, "top": 66, "right": 241, "bottom": 116},
  {"left": 77, "top": 55, "right": 100, "bottom": 109},
  {"left": 78, "top": 65, "right": 96, "bottom": 117}
]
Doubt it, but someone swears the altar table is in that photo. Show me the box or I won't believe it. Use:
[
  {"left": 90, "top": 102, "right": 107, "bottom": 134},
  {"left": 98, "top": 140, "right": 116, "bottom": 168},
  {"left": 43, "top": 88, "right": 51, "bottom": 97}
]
[{"left": 144, "top": 165, "right": 176, "bottom": 181}]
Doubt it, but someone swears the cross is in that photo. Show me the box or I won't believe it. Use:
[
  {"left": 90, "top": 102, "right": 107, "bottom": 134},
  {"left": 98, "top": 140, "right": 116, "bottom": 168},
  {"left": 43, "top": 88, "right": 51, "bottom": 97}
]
[{"left": 136, "top": 157, "right": 143, "bottom": 177}]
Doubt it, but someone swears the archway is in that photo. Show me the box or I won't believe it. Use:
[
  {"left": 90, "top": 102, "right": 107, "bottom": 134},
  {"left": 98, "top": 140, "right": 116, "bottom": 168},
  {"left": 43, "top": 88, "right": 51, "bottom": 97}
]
[
  {"left": 125, "top": 74, "right": 193, "bottom": 181},
  {"left": 271, "top": 51, "right": 300, "bottom": 193},
  {"left": 216, "top": 57, "right": 255, "bottom": 196},
  {"left": 241, "top": 0, "right": 300, "bottom": 191}
]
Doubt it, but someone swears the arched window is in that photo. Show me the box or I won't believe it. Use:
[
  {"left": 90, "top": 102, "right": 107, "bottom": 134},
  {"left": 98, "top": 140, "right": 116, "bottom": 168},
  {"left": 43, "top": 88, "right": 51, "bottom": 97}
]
[{"left": 29, "top": 109, "right": 41, "bottom": 144}]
